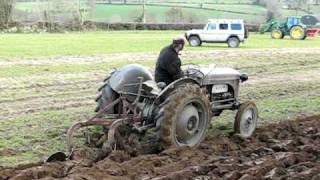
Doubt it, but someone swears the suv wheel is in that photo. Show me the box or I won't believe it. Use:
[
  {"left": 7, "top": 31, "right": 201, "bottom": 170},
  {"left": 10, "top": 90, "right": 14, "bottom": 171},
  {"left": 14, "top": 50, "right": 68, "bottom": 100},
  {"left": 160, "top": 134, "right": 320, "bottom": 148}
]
[
  {"left": 188, "top": 36, "right": 201, "bottom": 47},
  {"left": 227, "top": 37, "right": 240, "bottom": 48}
]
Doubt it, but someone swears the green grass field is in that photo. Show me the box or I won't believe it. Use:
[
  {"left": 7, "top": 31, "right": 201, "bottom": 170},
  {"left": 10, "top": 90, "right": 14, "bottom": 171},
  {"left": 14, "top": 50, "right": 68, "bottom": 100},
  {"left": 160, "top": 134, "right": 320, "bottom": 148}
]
[
  {"left": 0, "top": 31, "right": 320, "bottom": 166},
  {"left": 0, "top": 31, "right": 320, "bottom": 58}
]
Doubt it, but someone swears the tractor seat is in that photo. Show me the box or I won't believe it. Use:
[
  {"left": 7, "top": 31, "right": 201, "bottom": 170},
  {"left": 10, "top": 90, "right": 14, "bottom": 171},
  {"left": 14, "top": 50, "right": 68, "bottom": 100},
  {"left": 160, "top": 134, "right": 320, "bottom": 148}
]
[{"left": 142, "top": 80, "right": 161, "bottom": 95}]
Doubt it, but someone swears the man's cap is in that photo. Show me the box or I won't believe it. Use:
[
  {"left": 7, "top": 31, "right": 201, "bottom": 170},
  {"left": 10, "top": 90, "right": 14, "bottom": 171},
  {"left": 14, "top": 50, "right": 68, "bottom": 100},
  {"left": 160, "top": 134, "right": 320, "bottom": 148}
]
[{"left": 172, "top": 35, "right": 185, "bottom": 45}]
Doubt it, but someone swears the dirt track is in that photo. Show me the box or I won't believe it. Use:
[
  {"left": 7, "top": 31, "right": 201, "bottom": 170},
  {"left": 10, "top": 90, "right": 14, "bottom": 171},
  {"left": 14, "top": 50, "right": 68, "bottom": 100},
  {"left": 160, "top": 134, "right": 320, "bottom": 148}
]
[
  {"left": 1, "top": 48, "right": 320, "bottom": 120},
  {"left": 1, "top": 115, "right": 319, "bottom": 180}
]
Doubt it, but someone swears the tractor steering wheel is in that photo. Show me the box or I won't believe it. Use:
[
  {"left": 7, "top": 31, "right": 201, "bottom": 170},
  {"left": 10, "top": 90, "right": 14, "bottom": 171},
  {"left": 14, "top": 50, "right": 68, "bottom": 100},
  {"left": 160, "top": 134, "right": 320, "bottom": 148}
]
[{"left": 185, "top": 68, "right": 204, "bottom": 79}]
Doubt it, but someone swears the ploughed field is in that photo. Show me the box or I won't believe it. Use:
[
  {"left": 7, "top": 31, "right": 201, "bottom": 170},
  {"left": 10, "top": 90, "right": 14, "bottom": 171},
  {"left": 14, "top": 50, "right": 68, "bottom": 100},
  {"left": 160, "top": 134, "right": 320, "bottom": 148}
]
[
  {"left": 0, "top": 115, "right": 319, "bottom": 179},
  {"left": 0, "top": 47, "right": 320, "bottom": 178}
]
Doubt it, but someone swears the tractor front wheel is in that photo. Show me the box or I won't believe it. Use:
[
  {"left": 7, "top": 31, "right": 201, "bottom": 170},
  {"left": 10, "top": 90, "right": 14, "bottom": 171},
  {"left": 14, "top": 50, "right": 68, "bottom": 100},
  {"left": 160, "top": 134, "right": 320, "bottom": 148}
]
[
  {"left": 234, "top": 101, "right": 258, "bottom": 138},
  {"left": 156, "top": 83, "right": 211, "bottom": 149},
  {"left": 290, "top": 25, "right": 306, "bottom": 40},
  {"left": 271, "top": 28, "right": 284, "bottom": 39}
]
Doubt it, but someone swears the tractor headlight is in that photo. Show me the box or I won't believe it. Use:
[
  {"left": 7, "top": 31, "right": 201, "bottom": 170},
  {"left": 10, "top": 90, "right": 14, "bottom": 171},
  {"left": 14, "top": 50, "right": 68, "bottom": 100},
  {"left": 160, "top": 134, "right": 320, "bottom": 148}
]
[{"left": 240, "top": 74, "right": 248, "bottom": 82}]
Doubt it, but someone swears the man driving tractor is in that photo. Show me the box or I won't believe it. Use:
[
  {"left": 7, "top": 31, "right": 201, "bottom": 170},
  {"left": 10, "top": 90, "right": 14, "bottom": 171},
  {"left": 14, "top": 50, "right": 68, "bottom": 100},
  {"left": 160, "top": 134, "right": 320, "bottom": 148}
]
[
  {"left": 51, "top": 36, "right": 257, "bottom": 163},
  {"left": 155, "top": 36, "right": 185, "bottom": 86}
]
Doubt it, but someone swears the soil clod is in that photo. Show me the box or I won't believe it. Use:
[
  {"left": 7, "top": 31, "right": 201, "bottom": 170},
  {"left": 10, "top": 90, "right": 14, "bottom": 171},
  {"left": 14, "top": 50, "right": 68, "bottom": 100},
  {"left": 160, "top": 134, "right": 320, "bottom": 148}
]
[{"left": 1, "top": 115, "right": 319, "bottom": 179}]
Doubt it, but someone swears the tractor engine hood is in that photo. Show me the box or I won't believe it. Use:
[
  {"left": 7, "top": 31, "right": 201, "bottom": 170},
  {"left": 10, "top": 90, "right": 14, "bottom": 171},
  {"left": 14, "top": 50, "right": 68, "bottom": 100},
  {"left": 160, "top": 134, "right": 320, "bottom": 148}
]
[{"left": 199, "top": 66, "right": 243, "bottom": 83}]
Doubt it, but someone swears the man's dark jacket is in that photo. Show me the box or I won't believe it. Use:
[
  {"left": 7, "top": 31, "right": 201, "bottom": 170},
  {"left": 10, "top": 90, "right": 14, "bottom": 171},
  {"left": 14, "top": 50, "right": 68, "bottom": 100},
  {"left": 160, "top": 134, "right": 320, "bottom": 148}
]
[{"left": 155, "top": 45, "right": 184, "bottom": 85}]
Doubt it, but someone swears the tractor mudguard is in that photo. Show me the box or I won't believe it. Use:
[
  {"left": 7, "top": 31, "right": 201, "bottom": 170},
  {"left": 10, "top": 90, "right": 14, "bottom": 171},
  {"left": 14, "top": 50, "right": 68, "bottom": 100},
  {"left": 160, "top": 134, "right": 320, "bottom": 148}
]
[
  {"left": 155, "top": 77, "right": 200, "bottom": 103},
  {"left": 109, "top": 64, "right": 153, "bottom": 92},
  {"left": 109, "top": 64, "right": 153, "bottom": 102}
]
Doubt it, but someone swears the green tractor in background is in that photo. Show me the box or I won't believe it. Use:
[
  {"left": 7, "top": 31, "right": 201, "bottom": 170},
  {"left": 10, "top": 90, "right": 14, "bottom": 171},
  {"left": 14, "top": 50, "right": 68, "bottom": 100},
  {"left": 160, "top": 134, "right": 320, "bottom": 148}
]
[{"left": 260, "top": 15, "right": 320, "bottom": 40}]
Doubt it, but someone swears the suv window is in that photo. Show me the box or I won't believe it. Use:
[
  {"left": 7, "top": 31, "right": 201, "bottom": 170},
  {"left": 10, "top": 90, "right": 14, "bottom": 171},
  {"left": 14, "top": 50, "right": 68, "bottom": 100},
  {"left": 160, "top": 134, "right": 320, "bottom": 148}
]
[
  {"left": 219, "top": 23, "right": 228, "bottom": 30},
  {"left": 231, "top": 23, "right": 242, "bottom": 30},
  {"left": 207, "top": 23, "right": 216, "bottom": 30}
]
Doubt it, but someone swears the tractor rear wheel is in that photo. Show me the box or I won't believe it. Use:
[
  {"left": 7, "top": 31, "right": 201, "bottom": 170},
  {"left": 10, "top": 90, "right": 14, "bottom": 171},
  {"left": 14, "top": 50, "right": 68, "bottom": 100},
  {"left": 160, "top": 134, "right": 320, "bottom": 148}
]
[
  {"left": 290, "top": 25, "right": 306, "bottom": 40},
  {"left": 271, "top": 28, "right": 284, "bottom": 39},
  {"left": 234, "top": 101, "right": 258, "bottom": 138},
  {"left": 95, "top": 80, "right": 117, "bottom": 114},
  {"left": 156, "top": 83, "right": 211, "bottom": 149}
]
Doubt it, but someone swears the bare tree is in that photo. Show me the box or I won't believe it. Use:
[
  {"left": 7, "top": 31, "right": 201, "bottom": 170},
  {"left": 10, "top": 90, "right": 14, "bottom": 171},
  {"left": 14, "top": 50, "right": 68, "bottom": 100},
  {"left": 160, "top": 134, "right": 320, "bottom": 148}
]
[
  {"left": 0, "top": 0, "right": 15, "bottom": 28},
  {"left": 289, "top": 0, "right": 309, "bottom": 15},
  {"left": 130, "top": 8, "right": 144, "bottom": 23},
  {"left": 34, "top": 0, "right": 90, "bottom": 31},
  {"left": 73, "top": 0, "right": 86, "bottom": 27},
  {"left": 88, "top": 0, "right": 96, "bottom": 18},
  {"left": 165, "top": 7, "right": 184, "bottom": 23},
  {"left": 183, "top": 11, "right": 199, "bottom": 23},
  {"left": 265, "top": 0, "right": 281, "bottom": 21}
]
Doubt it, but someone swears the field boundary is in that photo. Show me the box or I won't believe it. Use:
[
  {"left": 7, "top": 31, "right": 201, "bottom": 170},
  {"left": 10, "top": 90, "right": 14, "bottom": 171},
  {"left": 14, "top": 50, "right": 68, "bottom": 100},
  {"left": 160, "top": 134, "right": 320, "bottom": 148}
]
[
  {"left": 3, "top": 21, "right": 260, "bottom": 32},
  {"left": 96, "top": 2, "right": 264, "bottom": 16}
]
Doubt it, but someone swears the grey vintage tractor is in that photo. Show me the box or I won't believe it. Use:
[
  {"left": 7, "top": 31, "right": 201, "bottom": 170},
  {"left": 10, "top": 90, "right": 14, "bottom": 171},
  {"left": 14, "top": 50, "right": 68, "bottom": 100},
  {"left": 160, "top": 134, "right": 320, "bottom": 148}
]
[{"left": 48, "top": 64, "right": 258, "bottom": 161}]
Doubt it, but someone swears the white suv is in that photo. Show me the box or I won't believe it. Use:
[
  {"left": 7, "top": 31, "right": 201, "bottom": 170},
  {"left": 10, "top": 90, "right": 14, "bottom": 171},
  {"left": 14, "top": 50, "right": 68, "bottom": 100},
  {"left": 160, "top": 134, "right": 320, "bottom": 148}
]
[{"left": 185, "top": 19, "right": 248, "bottom": 48}]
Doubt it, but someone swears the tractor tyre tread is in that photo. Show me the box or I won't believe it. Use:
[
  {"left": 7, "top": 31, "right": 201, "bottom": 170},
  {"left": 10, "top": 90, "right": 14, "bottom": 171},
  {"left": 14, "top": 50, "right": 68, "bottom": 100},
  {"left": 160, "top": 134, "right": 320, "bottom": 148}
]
[
  {"left": 271, "top": 28, "right": 284, "bottom": 39},
  {"left": 156, "top": 83, "right": 211, "bottom": 149},
  {"left": 234, "top": 101, "right": 258, "bottom": 137},
  {"left": 95, "top": 80, "right": 117, "bottom": 113},
  {"left": 290, "top": 25, "right": 306, "bottom": 40}
]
